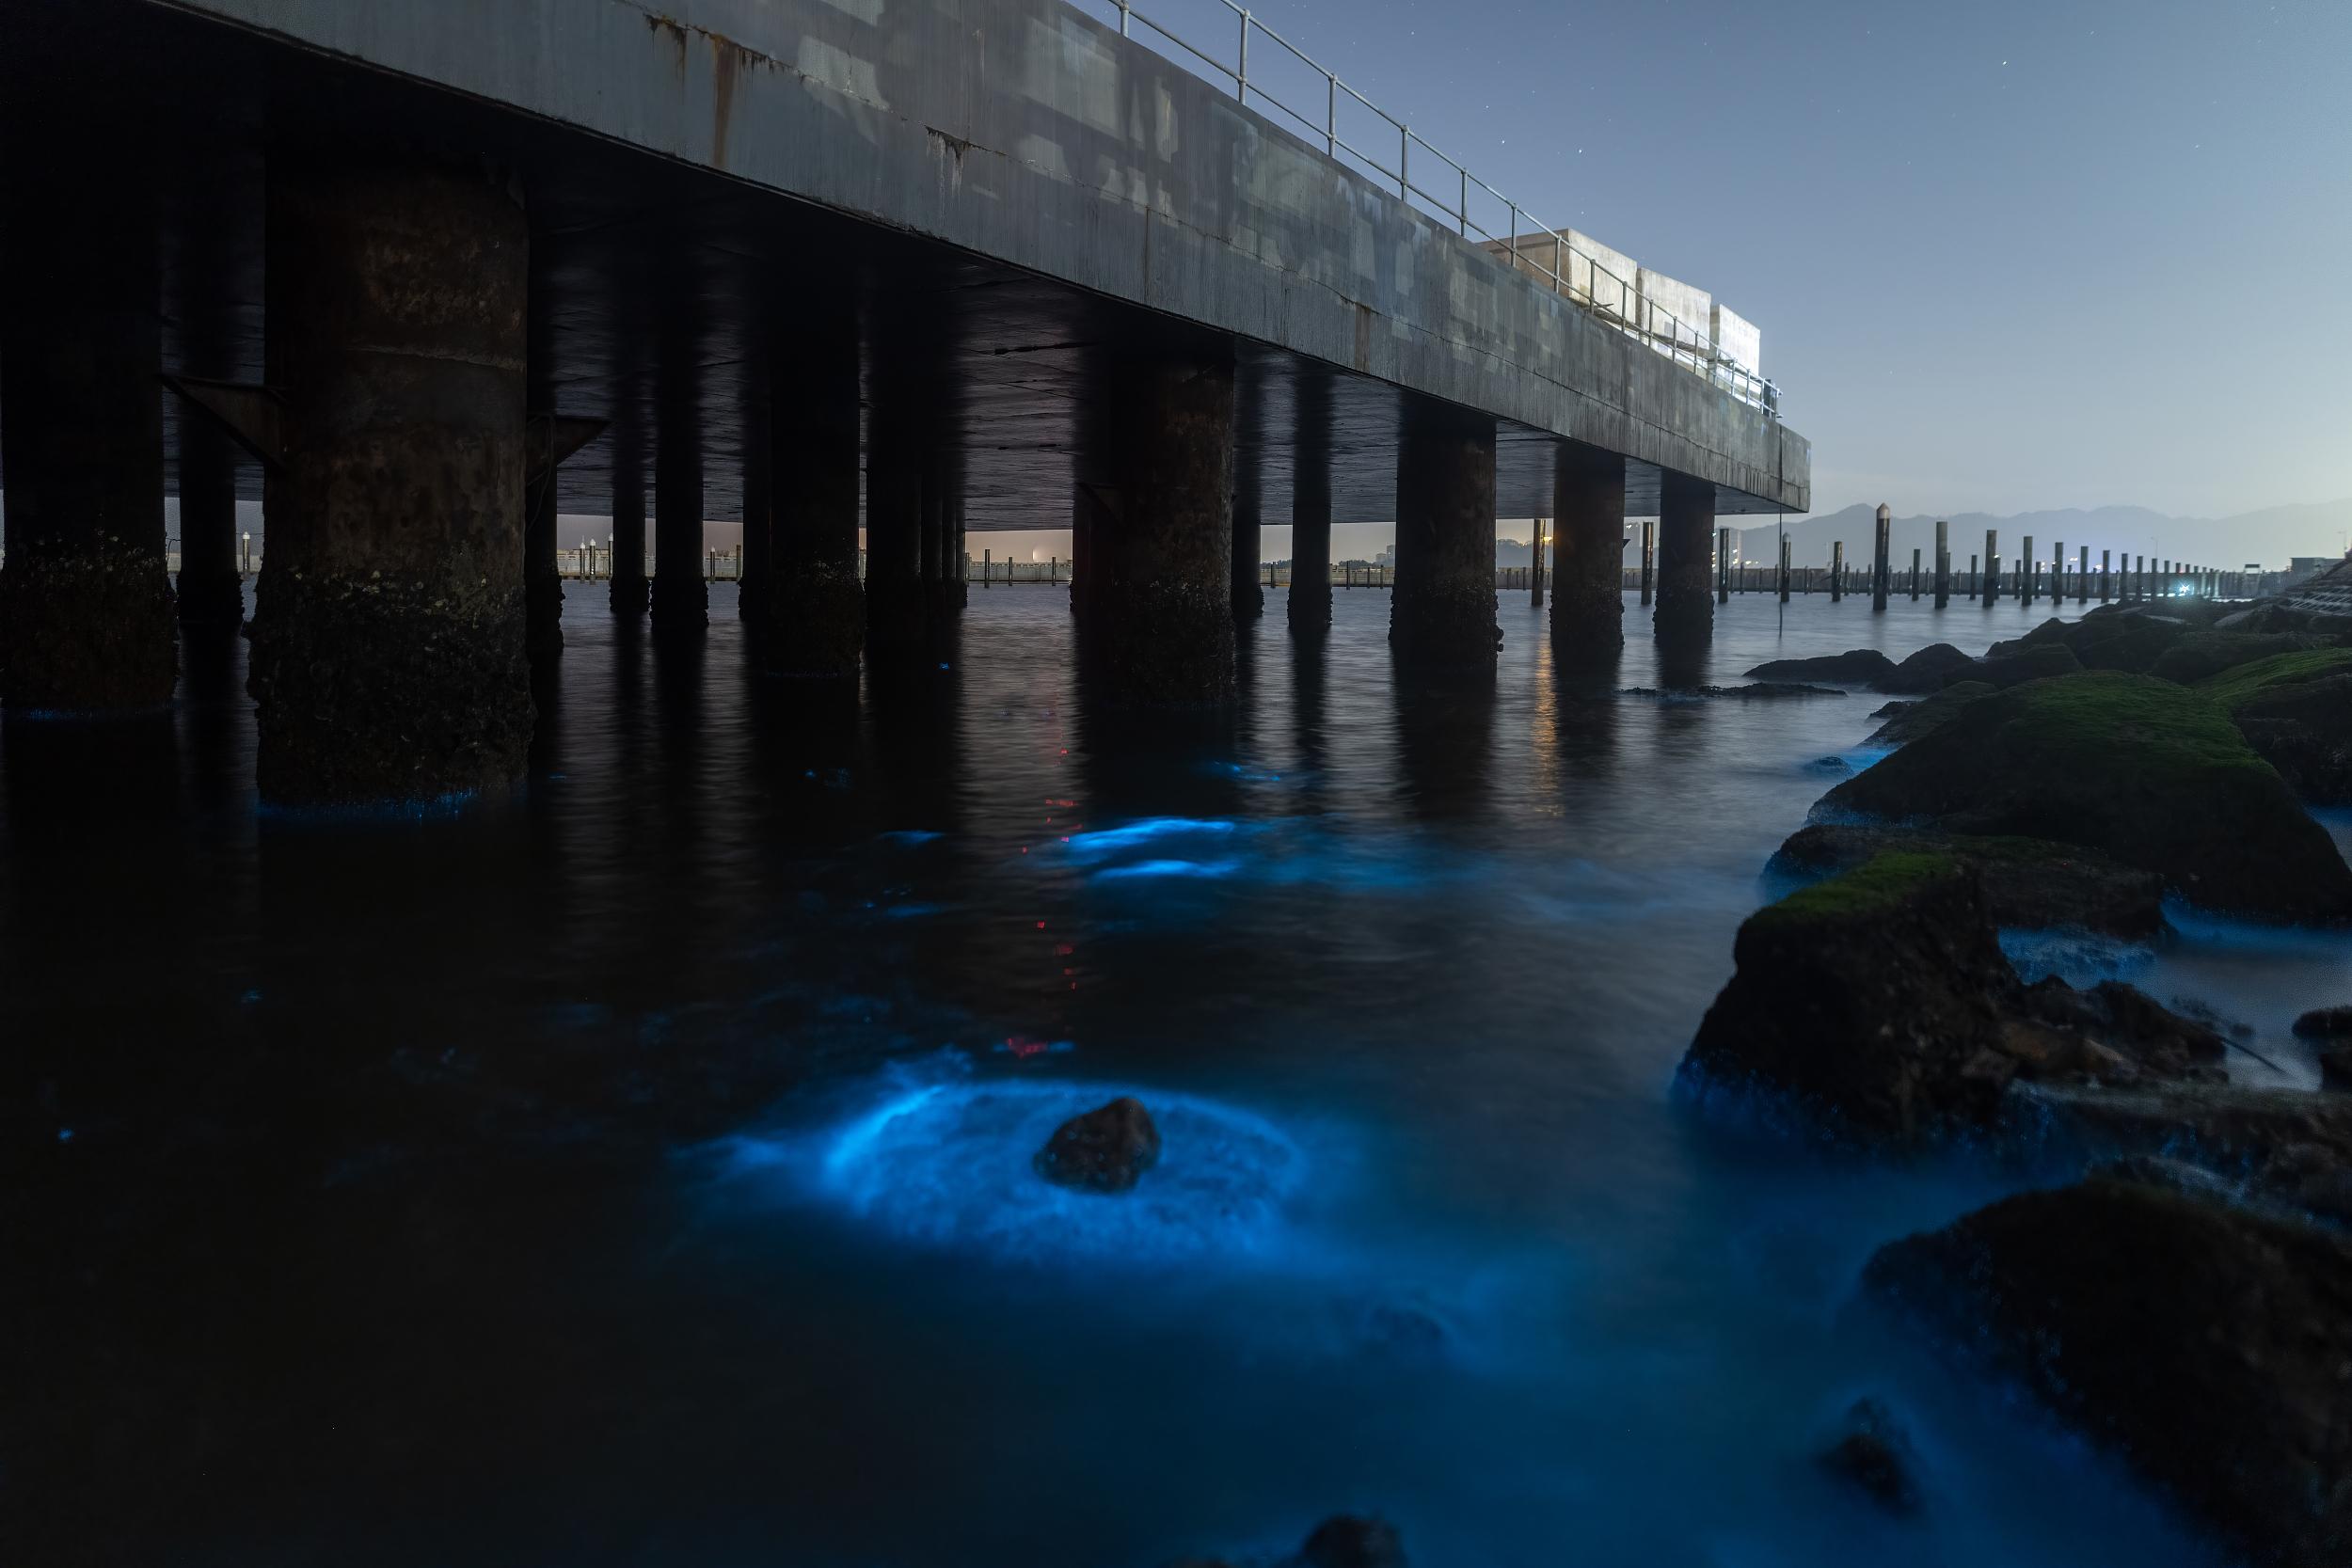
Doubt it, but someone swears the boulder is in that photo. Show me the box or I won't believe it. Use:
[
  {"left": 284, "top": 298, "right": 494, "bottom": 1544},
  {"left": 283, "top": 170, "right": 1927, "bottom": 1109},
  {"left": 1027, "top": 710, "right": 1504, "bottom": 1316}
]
[
  {"left": 1035, "top": 1096, "right": 1161, "bottom": 1192},
  {"left": 2295, "top": 1006, "right": 2352, "bottom": 1039},
  {"left": 2149, "top": 629, "right": 2323, "bottom": 686},
  {"left": 1298, "top": 1516, "right": 1406, "bottom": 1568},
  {"left": 1968, "top": 641, "right": 2081, "bottom": 689},
  {"left": 1766, "top": 824, "right": 2166, "bottom": 938},
  {"left": 2010, "top": 976, "right": 2228, "bottom": 1079},
  {"left": 2072, "top": 611, "right": 2194, "bottom": 673},
  {"left": 1818, "top": 1398, "right": 1922, "bottom": 1514},
  {"left": 1742, "top": 648, "right": 1897, "bottom": 684},
  {"left": 1984, "top": 617, "right": 2078, "bottom": 658},
  {"left": 2216, "top": 603, "right": 2306, "bottom": 634},
  {"left": 1862, "top": 1176, "right": 2352, "bottom": 1568},
  {"left": 2324, "top": 1051, "right": 2352, "bottom": 1092},
  {"left": 1864, "top": 681, "right": 1994, "bottom": 746},
  {"left": 1869, "top": 641, "right": 1977, "bottom": 694},
  {"left": 1823, "top": 672, "right": 2352, "bottom": 924},
  {"left": 2229, "top": 673, "right": 2352, "bottom": 805}
]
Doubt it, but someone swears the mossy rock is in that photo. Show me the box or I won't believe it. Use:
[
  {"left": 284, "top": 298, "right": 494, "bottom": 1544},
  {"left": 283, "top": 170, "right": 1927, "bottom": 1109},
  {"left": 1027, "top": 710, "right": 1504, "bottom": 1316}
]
[
  {"left": 1864, "top": 1176, "right": 2352, "bottom": 1568},
  {"left": 1867, "top": 680, "right": 1994, "bottom": 744},
  {"left": 2073, "top": 612, "right": 2195, "bottom": 673},
  {"left": 2195, "top": 646, "right": 2352, "bottom": 709},
  {"left": 1749, "top": 849, "right": 1964, "bottom": 930},
  {"left": 1972, "top": 641, "right": 2081, "bottom": 688},
  {"left": 2148, "top": 629, "right": 2323, "bottom": 686},
  {"left": 1767, "top": 823, "right": 2167, "bottom": 937},
  {"left": 1823, "top": 672, "right": 2352, "bottom": 923}
]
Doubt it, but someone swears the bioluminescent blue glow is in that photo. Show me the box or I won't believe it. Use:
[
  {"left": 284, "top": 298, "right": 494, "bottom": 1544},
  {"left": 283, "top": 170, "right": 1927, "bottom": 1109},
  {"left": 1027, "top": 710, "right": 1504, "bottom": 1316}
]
[
  {"left": 1092, "top": 857, "right": 1244, "bottom": 882},
  {"left": 1061, "top": 816, "right": 1242, "bottom": 861},
  {"left": 712, "top": 1059, "right": 1314, "bottom": 1270},
  {"left": 256, "top": 787, "right": 485, "bottom": 824},
  {"left": 1997, "top": 927, "right": 2153, "bottom": 988},
  {"left": 877, "top": 830, "right": 946, "bottom": 847}
]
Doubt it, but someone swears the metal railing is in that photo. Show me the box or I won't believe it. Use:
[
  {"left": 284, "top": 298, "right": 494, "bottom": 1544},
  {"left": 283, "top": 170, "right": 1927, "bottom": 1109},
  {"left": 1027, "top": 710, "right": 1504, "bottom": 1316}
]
[{"left": 1086, "top": 0, "right": 1781, "bottom": 414}]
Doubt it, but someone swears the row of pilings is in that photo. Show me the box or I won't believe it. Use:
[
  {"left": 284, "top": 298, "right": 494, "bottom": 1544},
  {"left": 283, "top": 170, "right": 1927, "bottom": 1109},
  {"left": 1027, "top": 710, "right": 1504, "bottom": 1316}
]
[{"left": 0, "top": 127, "right": 1722, "bottom": 810}]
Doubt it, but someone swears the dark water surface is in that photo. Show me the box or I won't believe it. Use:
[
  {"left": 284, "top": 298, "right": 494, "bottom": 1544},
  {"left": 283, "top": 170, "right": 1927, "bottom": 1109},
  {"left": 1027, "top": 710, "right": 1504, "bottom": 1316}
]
[{"left": 8, "top": 584, "right": 2346, "bottom": 1566}]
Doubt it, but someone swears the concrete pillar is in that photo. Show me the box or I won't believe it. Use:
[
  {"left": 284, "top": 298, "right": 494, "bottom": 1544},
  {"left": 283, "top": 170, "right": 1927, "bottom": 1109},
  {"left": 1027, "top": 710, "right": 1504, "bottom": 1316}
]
[
  {"left": 865, "top": 387, "right": 928, "bottom": 659},
  {"left": 1932, "top": 519, "right": 1950, "bottom": 608},
  {"left": 2100, "top": 548, "right": 2111, "bottom": 601},
  {"left": 1654, "top": 472, "right": 1716, "bottom": 644},
  {"left": 2050, "top": 540, "right": 2064, "bottom": 605},
  {"left": 1287, "top": 374, "right": 1333, "bottom": 635},
  {"left": 1716, "top": 526, "right": 1732, "bottom": 605},
  {"left": 652, "top": 340, "right": 707, "bottom": 637},
  {"left": 610, "top": 419, "right": 648, "bottom": 613},
  {"left": 1076, "top": 346, "right": 1238, "bottom": 701},
  {"left": 1869, "top": 502, "right": 1891, "bottom": 611},
  {"left": 1777, "top": 534, "right": 1791, "bottom": 603},
  {"left": 1550, "top": 444, "right": 1625, "bottom": 650},
  {"left": 956, "top": 503, "right": 969, "bottom": 609},
  {"left": 1532, "top": 517, "right": 1548, "bottom": 609},
  {"left": 1390, "top": 406, "right": 1499, "bottom": 671},
  {"left": 172, "top": 205, "right": 247, "bottom": 627},
  {"left": 1830, "top": 541, "right": 1845, "bottom": 602},
  {"left": 246, "top": 154, "right": 531, "bottom": 804},
  {"left": 1637, "top": 520, "right": 1656, "bottom": 606},
  {"left": 1982, "top": 531, "right": 1999, "bottom": 604},
  {"left": 0, "top": 111, "right": 177, "bottom": 709},
  {"left": 2020, "top": 536, "right": 2035, "bottom": 603},
  {"left": 762, "top": 326, "right": 863, "bottom": 674},
  {"left": 2078, "top": 546, "right": 2090, "bottom": 604},
  {"left": 523, "top": 449, "right": 564, "bottom": 668},
  {"left": 739, "top": 386, "right": 772, "bottom": 624},
  {"left": 1232, "top": 496, "right": 1263, "bottom": 621}
]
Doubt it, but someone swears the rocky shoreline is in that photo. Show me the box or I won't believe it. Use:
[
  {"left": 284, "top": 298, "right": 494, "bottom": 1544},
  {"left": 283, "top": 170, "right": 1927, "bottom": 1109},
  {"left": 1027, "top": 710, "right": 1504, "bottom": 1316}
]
[{"left": 1682, "top": 591, "right": 2352, "bottom": 1565}]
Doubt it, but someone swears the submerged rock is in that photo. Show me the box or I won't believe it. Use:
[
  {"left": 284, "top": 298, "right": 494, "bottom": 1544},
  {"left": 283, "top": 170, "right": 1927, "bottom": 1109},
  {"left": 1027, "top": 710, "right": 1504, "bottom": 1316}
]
[
  {"left": 1298, "top": 1515, "right": 1406, "bottom": 1568},
  {"left": 1679, "top": 854, "right": 2230, "bottom": 1151},
  {"left": 1035, "top": 1096, "right": 1161, "bottom": 1193},
  {"left": 1862, "top": 1176, "right": 2352, "bottom": 1568},
  {"left": 1863, "top": 680, "right": 1994, "bottom": 746},
  {"left": 1823, "top": 672, "right": 2352, "bottom": 924},
  {"left": 1818, "top": 1398, "right": 1922, "bottom": 1514},
  {"left": 1766, "top": 823, "right": 2166, "bottom": 938},
  {"left": 1743, "top": 648, "right": 1896, "bottom": 684},
  {"left": 1869, "top": 641, "right": 1977, "bottom": 694}
]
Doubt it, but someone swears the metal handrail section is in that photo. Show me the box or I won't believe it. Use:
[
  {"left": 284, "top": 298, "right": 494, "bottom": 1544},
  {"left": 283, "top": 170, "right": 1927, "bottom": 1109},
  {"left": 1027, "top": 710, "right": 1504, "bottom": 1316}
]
[{"left": 1094, "top": 0, "right": 1782, "bottom": 415}]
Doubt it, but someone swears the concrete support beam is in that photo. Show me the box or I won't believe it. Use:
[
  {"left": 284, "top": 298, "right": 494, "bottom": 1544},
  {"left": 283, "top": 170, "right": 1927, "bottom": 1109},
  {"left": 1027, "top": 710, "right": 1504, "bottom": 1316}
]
[
  {"left": 864, "top": 384, "right": 928, "bottom": 660},
  {"left": 0, "top": 112, "right": 177, "bottom": 710},
  {"left": 610, "top": 418, "right": 648, "bottom": 613},
  {"left": 1390, "top": 406, "right": 1499, "bottom": 672},
  {"left": 2052, "top": 540, "right": 2065, "bottom": 606},
  {"left": 1638, "top": 521, "right": 1655, "bottom": 606},
  {"left": 2100, "top": 549, "right": 2111, "bottom": 602},
  {"left": 1549, "top": 443, "right": 1626, "bottom": 650},
  {"left": 762, "top": 326, "right": 863, "bottom": 676},
  {"left": 1716, "top": 527, "right": 1732, "bottom": 605},
  {"left": 1075, "top": 347, "right": 1238, "bottom": 701},
  {"left": 739, "top": 385, "right": 773, "bottom": 624},
  {"left": 173, "top": 206, "right": 247, "bottom": 627},
  {"left": 523, "top": 414, "right": 601, "bottom": 671},
  {"left": 1653, "top": 472, "right": 1717, "bottom": 644},
  {"left": 1830, "top": 541, "right": 1845, "bottom": 603},
  {"left": 1982, "top": 531, "right": 2000, "bottom": 605},
  {"left": 246, "top": 154, "right": 532, "bottom": 804},
  {"left": 2021, "top": 536, "right": 2035, "bottom": 603},
  {"left": 2079, "top": 545, "right": 2090, "bottom": 604},
  {"left": 1871, "top": 502, "right": 1891, "bottom": 612},
  {"left": 1933, "top": 519, "right": 1950, "bottom": 608},
  {"left": 1232, "top": 498, "right": 1263, "bottom": 622},
  {"left": 652, "top": 341, "right": 707, "bottom": 637},
  {"left": 1287, "top": 378, "right": 1333, "bottom": 635}
]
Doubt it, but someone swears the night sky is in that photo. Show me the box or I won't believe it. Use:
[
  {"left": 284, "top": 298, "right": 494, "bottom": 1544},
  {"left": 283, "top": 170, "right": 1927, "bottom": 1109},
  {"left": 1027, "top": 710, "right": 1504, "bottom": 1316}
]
[{"left": 1110, "top": 0, "right": 2350, "bottom": 520}]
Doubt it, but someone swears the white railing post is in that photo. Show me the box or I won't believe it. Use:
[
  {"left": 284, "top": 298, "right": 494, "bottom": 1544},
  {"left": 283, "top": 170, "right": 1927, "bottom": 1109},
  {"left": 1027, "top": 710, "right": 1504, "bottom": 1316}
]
[
  {"left": 1398, "top": 124, "right": 1408, "bottom": 198},
  {"left": 1118, "top": 0, "right": 1128, "bottom": 37},
  {"left": 1457, "top": 166, "right": 1468, "bottom": 235},
  {"left": 1325, "top": 74, "right": 1336, "bottom": 155},
  {"left": 1236, "top": 10, "right": 1249, "bottom": 103}
]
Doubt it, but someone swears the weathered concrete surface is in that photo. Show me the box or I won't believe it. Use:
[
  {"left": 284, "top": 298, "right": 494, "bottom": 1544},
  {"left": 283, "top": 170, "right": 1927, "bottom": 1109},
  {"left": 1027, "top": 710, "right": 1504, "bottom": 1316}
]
[
  {"left": 0, "top": 99, "right": 179, "bottom": 710},
  {"left": 1391, "top": 409, "right": 1499, "bottom": 671},
  {"left": 246, "top": 154, "right": 532, "bottom": 804},
  {"left": 1075, "top": 349, "right": 1236, "bottom": 704},
  {"left": 1653, "top": 470, "right": 1716, "bottom": 644},
  {"left": 1550, "top": 444, "right": 1626, "bottom": 649},
  {"left": 134, "top": 0, "right": 1809, "bottom": 520}
]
